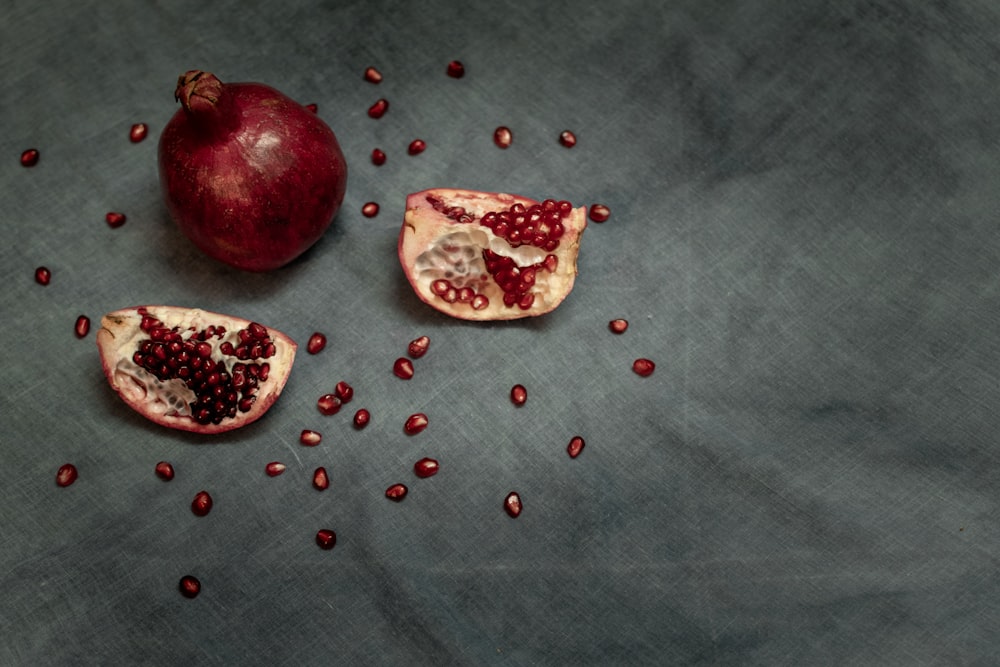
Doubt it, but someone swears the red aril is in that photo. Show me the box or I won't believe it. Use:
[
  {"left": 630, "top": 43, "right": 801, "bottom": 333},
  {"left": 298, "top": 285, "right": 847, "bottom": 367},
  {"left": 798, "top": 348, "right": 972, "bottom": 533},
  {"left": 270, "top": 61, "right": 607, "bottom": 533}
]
[
  {"left": 632, "top": 358, "right": 655, "bottom": 377},
  {"left": 75, "top": 315, "right": 91, "bottom": 339},
  {"left": 588, "top": 204, "right": 610, "bottom": 223},
  {"left": 96, "top": 306, "right": 297, "bottom": 433},
  {"left": 363, "top": 66, "right": 383, "bottom": 84},
  {"left": 305, "top": 103, "right": 318, "bottom": 113},
  {"left": 35, "top": 267, "right": 51, "bottom": 286},
  {"left": 159, "top": 70, "right": 348, "bottom": 272},
  {"left": 408, "top": 139, "right": 426, "bottom": 156},
  {"left": 179, "top": 575, "right": 201, "bottom": 598},
  {"left": 317, "top": 394, "right": 342, "bottom": 415},
  {"left": 315, "top": 529, "right": 337, "bottom": 550},
  {"left": 559, "top": 130, "right": 577, "bottom": 148},
  {"left": 567, "top": 436, "right": 585, "bottom": 458},
  {"left": 398, "top": 188, "right": 587, "bottom": 320},
  {"left": 609, "top": 319, "right": 628, "bottom": 334},
  {"left": 313, "top": 466, "right": 329, "bottom": 491},
  {"left": 368, "top": 98, "right": 389, "bottom": 118},
  {"left": 371, "top": 148, "right": 386, "bottom": 166},
  {"left": 306, "top": 332, "right": 327, "bottom": 354},
  {"left": 493, "top": 126, "right": 512, "bottom": 149},
  {"left": 362, "top": 202, "right": 379, "bottom": 218},
  {"left": 56, "top": 463, "right": 78, "bottom": 487},
  {"left": 353, "top": 408, "right": 370, "bottom": 429},
  {"left": 265, "top": 461, "right": 287, "bottom": 477},
  {"left": 300, "top": 429, "right": 322, "bottom": 446},
  {"left": 155, "top": 461, "right": 175, "bottom": 481},
  {"left": 404, "top": 413, "right": 428, "bottom": 435},
  {"left": 414, "top": 457, "right": 439, "bottom": 478},
  {"left": 510, "top": 384, "right": 527, "bottom": 406},
  {"left": 191, "top": 490, "right": 213, "bottom": 516},
  {"left": 106, "top": 212, "right": 127, "bottom": 228},
  {"left": 446, "top": 60, "right": 465, "bottom": 78},
  {"left": 407, "top": 335, "right": 430, "bottom": 358},
  {"left": 21, "top": 148, "right": 39, "bottom": 167},
  {"left": 334, "top": 381, "right": 354, "bottom": 403},
  {"left": 385, "top": 483, "right": 408, "bottom": 501},
  {"left": 129, "top": 123, "right": 148, "bottom": 143},
  {"left": 504, "top": 491, "right": 522, "bottom": 518},
  {"left": 393, "top": 358, "right": 414, "bottom": 380}
]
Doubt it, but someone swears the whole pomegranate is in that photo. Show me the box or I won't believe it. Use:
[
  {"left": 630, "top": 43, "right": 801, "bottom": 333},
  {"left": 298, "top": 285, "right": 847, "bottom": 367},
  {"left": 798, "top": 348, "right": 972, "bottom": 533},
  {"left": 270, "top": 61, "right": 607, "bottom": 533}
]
[
  {"left": 96, "top": 306, "right": 297, "bottom": 433},
  {"left": 398, "top": 188, "right": 587, "bottom": 320},
  {"left": 158, "top": 70, "right": 348, "bottom": 271}
]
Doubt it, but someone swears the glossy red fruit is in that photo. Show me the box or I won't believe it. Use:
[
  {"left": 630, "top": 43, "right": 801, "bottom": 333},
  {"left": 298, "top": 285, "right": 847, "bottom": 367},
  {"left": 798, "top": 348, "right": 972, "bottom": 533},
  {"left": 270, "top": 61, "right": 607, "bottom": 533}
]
[
  {"left": 159, "top": 70, "right": 348, "bottom": 272},
  {"left": 306, "top": 332, "right": 327, "bottom": 354},
  {"left": 559, "top": 130, "right": 577, "bottom": 148},
  {"left": 265, "top": 461, "right": 287, "bottom": 477},
  {"left": 446, "top": 60, "right": 465, "bottom": 78},
  {"left": 632, "top": 358, "right": 655, "bottom": 377},
  {"left": 504, "top": 491, "right": 522, "bottom": 518},
  {"left": 407, "top": 335, "right": 430, "bottom": 359},
  {"left": 106, "top": 212, "right": 127, "bottom": 228},
  {"left": 403, "top": 413, "right": 428, "bottom": 435},
  {"left": 398, "top": 189, "right": 587, "bottom": 320},
  {"left": 179, "top": 575, "right": 201, "bottom": 598},
  {"left": 334, "top": 381, "right": 354, "bottom": 403},
  {"left": 21, "top": 148, "right": 40, "bottom": 167},
  {"left": 567, "top": 436, "right": 585, "bottom": 458},
  {"left": 155, "top": 461, "right": 175, "bottom": 481},
  {"left": 414, "top": 457, "right": 439, "bottom": 478},
  {"left": 493, "top": 126, "right": 512, "bottom": 149},
  {"left": 363, "top": 66, "right": 383, "bottom": 84},
  {"left": 191, "top": 490, "right": 213, "bottom": 516},
  {"left": 75, "top": 315, "right": 91, "bottom": 339},
  {"left": 129, "top": 123, "right": 148, "bottom": 143},
  {"left": 407, "top": 139, "right": 426, "bottom": 156},
  {"left": 317, "top": 394, "right": 342, "bottom": 415},
  {"left": 56, "top": 463, "right": 78, "bottom": 487},
  {"left": 96, "top": 306, "right": 297, "bottom": 433},
  {"left": 368, "top": 98, "right": 389, "bottom": 118},
  {"left": 393, "top": 358, "right": 414, "bottom": 380},
  {"left": 588, "top": 204, "right": 610, "bottom": 222},
  {"left": 300, "top": 429, "right": 322, "bottom": 446},
  {"left": 353, "top": 408, "right": 370, "bottom": 429},
  {"left": 35, "top": 266, "right": 51, "bottom": 286},
  {"left": 371, "top": 148, "right": 386, "bottom": 166},
  {"left": 385, "top": 483, "right": 408, "bottom": 501},
  {"left": 313, "top": 466, "right": 329, "bottom": 491},
  {"left": 510, "top": 384, "right": 527, "bottom": 406},
  {"left": 362, "top": 202, "right": 379, "bottom": 218},
  {"left": 315, "top": 529, "right": 337, "bottom": 550},
  {"left": 608, "top": 318, "right": 628, "bottom": 334}
]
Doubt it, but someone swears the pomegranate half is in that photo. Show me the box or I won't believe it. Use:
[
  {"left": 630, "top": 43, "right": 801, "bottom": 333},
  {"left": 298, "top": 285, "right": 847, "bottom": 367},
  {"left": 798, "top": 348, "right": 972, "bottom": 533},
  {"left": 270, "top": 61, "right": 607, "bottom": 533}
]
[
  {"left": 158, "top": 70, "right": 348, "bottom": 272},
  {"left": 97, "top": 306, "right": 297, "bottom": 433},
  {"left": 398, "top": 188, "right": 587, "bottom": 320}
]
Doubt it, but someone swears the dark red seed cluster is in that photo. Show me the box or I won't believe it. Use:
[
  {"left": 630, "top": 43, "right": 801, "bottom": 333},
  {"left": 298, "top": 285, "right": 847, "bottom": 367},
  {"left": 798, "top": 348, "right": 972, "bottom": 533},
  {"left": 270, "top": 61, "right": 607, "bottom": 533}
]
[{"left": 428, "top": 194, "right": 572, "bottom": 252}]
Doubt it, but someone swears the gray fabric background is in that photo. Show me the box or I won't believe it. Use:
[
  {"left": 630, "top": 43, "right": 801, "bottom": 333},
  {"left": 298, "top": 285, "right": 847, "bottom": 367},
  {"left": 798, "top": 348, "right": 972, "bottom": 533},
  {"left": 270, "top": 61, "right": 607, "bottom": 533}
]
[{"left": 2, "top": 1, "right": 998, "bottom": 665}]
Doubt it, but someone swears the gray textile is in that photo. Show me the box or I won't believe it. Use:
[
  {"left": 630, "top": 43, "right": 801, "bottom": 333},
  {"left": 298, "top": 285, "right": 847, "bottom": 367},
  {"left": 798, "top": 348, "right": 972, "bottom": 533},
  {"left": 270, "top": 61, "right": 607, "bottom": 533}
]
[{"left": 2, "top": 1, "right": 998, "bottom": 665}]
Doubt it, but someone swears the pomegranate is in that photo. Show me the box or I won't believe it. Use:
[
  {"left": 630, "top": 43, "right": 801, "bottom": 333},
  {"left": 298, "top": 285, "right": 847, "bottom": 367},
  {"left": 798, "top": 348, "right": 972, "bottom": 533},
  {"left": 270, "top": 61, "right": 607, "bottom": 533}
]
[
  {"left": 317, "top": 394, "right": 342, "bottom": 415},
  {"left": 408, "top": 139, "right": 426, "bottom": 156},
  {"left": 159, "top": 70, "right": 348, "bottom": 272},
  {"left": 334, "top": 381, "right": 354, "bottom": 402},
  {"left": 96, "top": 306, "right": 297, "bottom": 433},
  {"left": 398, "top": 188, "right": 587, "bottom": 320}
]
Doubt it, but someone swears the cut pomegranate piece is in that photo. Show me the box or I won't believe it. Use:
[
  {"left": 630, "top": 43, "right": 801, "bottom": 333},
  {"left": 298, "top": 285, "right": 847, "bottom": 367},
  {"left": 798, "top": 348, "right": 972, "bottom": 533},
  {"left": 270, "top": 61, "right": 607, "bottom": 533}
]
[
  {"left": 191, "top": 490, "right": 213, "bottom": 516},
  {"left": 393, "top": 358, "right": 414, "bottom": 380},
  {"left": 371, "top": 148, "right": 386, "bottom": 166},
  {"left": 567, "top": 436, "right": 585, "bottom": 458},
  {"left": 313, "top": 466, "right": 329, "bottom": 491},
  {"left": 403, "top": 413, "right": 428, "bottom": 435},
  {"left": 398, "top": 188, "right": 587, "bottom": 320},
  {"left": 362, "top": 202, "right": 380, "bottom": 218},
  {"left": 608, "top": 319, "right": 629, "bottom": 334},
  {"left": 75, "top": 315, "right": 91, "bottom": 339},
  {"left": 414, "top": 457, "right": 439, "bottom": 478},
  {"left": 385, "top": 483, "right": 408, "bottom": 501},
  {"left": 56, "top": 463, "right": 78, "bottom": 487},
  {"left": 35, "top": 266, "right": 51, "bottom": 286},
  {"left": 155, "top": 461, "right": 175, "bottom": 481},
  {"left": 588, "top": 204, "right": 610, "bottom": 222},
  {"left": 632, "top": 358, "right": 655, "bottom": 377},
  {"left": 96, "top": 306, "right": 297, "bottom": 433},
  {"left": 408, "top": 139, "right": 426, "bottom": 156},
  {"left": 21, "top": 148, "right": 39, "bottom": 167},
  {"left": 446, "top": 60, "right": 465, "bottom": 78},
  {"left": 179, "top": 575, "right": 201, "bottom": 598},
  {"left": 363, "top": 66, "right": 383, "bottom": 84},
  {"left": 510, "top": 384, "right": 527, "bottom": 406},
  {"left": 407, "top": 335, "right": 430, "bottom": 359},
  {"left": 317, "top": 393, "right": 342, "bottom": 415},
  {"left": 493, "top": 126, "right": 512, "bottom": 149},
  {"left": 265, "top": 461, "right": 287, "bottom": 477},
  {"left": 315, "top": 528, "right": 337, "bottom": 550},
  {"left": 368, "top": 98, "right": 388, "bottom": 118},
  {"left": 306, "top": 332, "right": 327, "bottom": 354},
  {"left": 559, "top": 130, "right": 577, "bottom": 148},
  {"left": 353, "top": 408, "right": 370, "bottom": 429},
  {"left": 129, "top": 123, "right": 148, "bottom": 143},
  {"left": 106, "top": 212, "right": 127, "bottom": 228},
  {"left": 300, "top": 429, "right": 322, "bottom": 446},
  {"left": 504, "top": 491, "right": 522, "bottom": 518}
]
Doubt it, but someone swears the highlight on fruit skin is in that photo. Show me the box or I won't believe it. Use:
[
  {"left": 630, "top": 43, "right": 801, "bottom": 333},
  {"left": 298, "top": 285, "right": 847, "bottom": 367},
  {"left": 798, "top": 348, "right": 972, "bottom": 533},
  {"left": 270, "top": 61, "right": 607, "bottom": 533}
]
[
  {"left": 96, "top": 306, "right": 297, "bottom": 434},
  {"left": 398, "top": 188, "right": 587, "bottom": 321}
]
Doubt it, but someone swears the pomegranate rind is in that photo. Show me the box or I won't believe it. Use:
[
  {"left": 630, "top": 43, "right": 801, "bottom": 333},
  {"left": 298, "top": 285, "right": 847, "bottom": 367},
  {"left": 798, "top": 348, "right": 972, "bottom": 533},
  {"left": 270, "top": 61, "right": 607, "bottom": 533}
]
[
  {"left": 398, "top": 188, "right": 587, "bottom": 321},
  {"left": 96, "top": 306, "right": 297, "bottom": 434}
]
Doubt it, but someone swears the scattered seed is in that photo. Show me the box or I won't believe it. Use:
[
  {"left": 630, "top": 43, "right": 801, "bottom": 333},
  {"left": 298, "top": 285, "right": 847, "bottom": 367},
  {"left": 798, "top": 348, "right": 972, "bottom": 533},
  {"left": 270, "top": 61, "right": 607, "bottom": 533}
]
[
  {"left": 20, "top": 149, "right": 39, "bottom": 167},
  {"left": 191, "top": 490, "right": 213, "bottom": 517},
  {"left": 493, "top": 126, "right": 512, "bottom": 149},
  {"left": 362, "top": 202, "right": 380, "bottom": 218},
  {"left": 74, "top": 315, "right": 91, "bottom": 339},
  {"left": 56, "top": 463, "right": 78, "bottom": 487},
  {"left": 393, "top": 357, "right": 414, "bottom": 380},
  {"left": 371, "top": 148, "right": 386, "bottom": 166},
  {"left": 363, "top": 66, "right": 383, "bottom": 84},
  {"left": 510, "top": 384, "right": 527, "bottom": 406},
  {"left": 608, "top": 319, "right": 629, "bottom": 334},
  {"left": 317, "top": 393, "right": 342, "bottom": 415},
  {"left": 313, "top": 466, "right": 329, "bottom": 491},
  {"left": 446, "top": 60, "right": 465, "bottom": 78},
  {"left": 105, "top": 212, "right": 127, "bottom": 228},
  {"left": 567, "top": 436, "right": 585, "bottom": 458},
  {"left": 504, "top": 491, "right": 522, "bottom": 518},
  {"left": 353, "top": 408, "right": 371, "bottom": 429},
  {"left": 408, "top": 335, "right": 430, "bottom": 359},
  {"left": 179, "top": 575, "right": 201, "bottom": 598},
  {"left": 559, "top": 130, "right": 577, "bottom": 148},
  {"left": 129, "top": 123, "right": 148, "bottom": 143},
  {"left": 334, "top": 381, "right": 354, "bottom": 403},
  {"left": 155, "top": 461, "right": 175, "bottom": 481},
  {"left": 306, "top": 332, "right": 327, "bottom": 354},
  {"left": 34, "top": 266, "right": 51, "bottom": 286},
  {"left": 368, "top": 98, "right": 389, "bottom": 119},
  {"left": 408, "top": 139, "right": 426, "bottom": 156},
  {"left": 414, "top": 457, "right": 439, "bottom": 478},
  {"left": 265, "top": 461, "right": 287, "bottom": 477},
  {"left": 315, "top": 528, "right": 337, "bottom": 550},
  {"left": 589, "top": 204, "right": 610, "bottom": 222},
  {"left": 305, "top": 103, "right": 318, "bottom": 113},
  {"left": 300, "top": 429, "right": 322, "bottom": 446},
  {"left": 385, "top": 483, "right": 408, "bottom": 501},
  {"left": 632, "top": 358, "right": 655, "bottom": 377},
  {"left": 404, "top": 413, "right": 428, "bottom": 435}
]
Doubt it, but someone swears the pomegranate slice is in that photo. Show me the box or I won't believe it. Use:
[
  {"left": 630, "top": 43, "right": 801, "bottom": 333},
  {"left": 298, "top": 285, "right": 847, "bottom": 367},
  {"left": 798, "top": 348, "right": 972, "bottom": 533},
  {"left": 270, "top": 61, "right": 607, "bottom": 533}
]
[
  {"left": 398, "top": 188, "right": 587, "bottom": 320},
  {"left": 96, "top": 306, "right": 297, "bottom": 434}
]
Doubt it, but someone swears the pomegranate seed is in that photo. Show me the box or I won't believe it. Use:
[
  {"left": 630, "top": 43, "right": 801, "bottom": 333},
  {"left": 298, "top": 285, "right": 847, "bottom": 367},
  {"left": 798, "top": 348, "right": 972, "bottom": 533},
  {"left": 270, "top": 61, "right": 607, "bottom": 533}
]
[
  {"left": 404, "top": 413, "right": 428, "bottom": 435},
  {"left": 105, "top": 211, "right": 127, "bottom": 228},
  {"left": 313, "top": 466, "right": 329, "bottom": 491},
  {"left": 315, "top": 529, "right": 337, "bottom": 550},
  {"left": 305, "top": 103, "right": 318, "bottom": 113},
  {"left": 510, "top": 384, "right": 527, "bottom": 406},
  {"left": 371, "top": 148, "right": 387, "bottom": 165},
  {"left": 306, "top": 332, "right": 327, "bottom": 354},
  {"left": 300, "top": 429, "right": 322, "bottom": 446},
  {"left": 446, "top": 60, "right": 465, "bottom": 78},
  {"left": 74, "top": 315, "right": 91, "bottom": 339},
  {"left": 493, "top": 126, "right": 512, "bottom": 149},
  {"left": 504, "top": 491, "right": 522, "bottom": 518},
  {"left": 34, "top": 266, "right": 51, "bottom": 286},
  {"left": 589, "top": 204, "right": 611, "bottom": 223},
  {"left": 368, "top": 98, "right": 389, "bottom": 119},
  {"left": 155, "top": 461, "right": 175, "bottom": 481},
  {"left": 20, "top": 148, "right": 39, "bottom": 167},
  {"left": 567, "top": 436, "right": 585, "bottom": 458},
  {"left": 334, "top": 381, "right": 354, "bottom": 402},
  {"left": 385, "top": 483, "right": 408, "bottom": 501},
  {"left": 265, "top": 461, "right": 287, "bottom": 477},
  {"left": 608, "top": 318, "right": 629, "bottom": 334},
  {"left": 353, "top": 408, "right": 371, "bottom": 429},
  {"left": 55, "top": 463, "right": 78, "bottom": 487},
  {"left": 632, "top": 358, "right": 655, "bottom": 377},
  {"left": 393, "top": 357, "right": 414, "bottom": 380},
  {"left": 129, "top": 123, "right": 148, "bottom": 143},
  {"left": 408, "top": 139, "right": 426, "bottom": 156},
  {"left": 179, "top": 575, "right": 201, "bottom": 598},
  {"left": 407, "top": 335, "right": 430, "bottom": 359},
  {"left": 362, "top": 202, "right": 380, "bottom": 218},
  {"left": 317, "top": 393, "right": 342, "bottom": 415},
  {"left": 414, "top": 457, "right": 439, "bottom": 478},
  {"left": 191, "top": 490, "right": 213, "bottom": 517},
  {"left": 363, "top": 66, "right": 383, "bottom": 83},
  {"left": 558, "top": 130, "right": 577, "bottom": 148}
]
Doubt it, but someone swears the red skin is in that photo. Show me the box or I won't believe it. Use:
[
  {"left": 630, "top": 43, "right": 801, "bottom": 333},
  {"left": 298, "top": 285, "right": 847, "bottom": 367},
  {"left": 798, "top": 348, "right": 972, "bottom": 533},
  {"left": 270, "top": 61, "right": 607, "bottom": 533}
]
[{"left": 159, "top": 71, "right": 348, "bottom": 272}]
